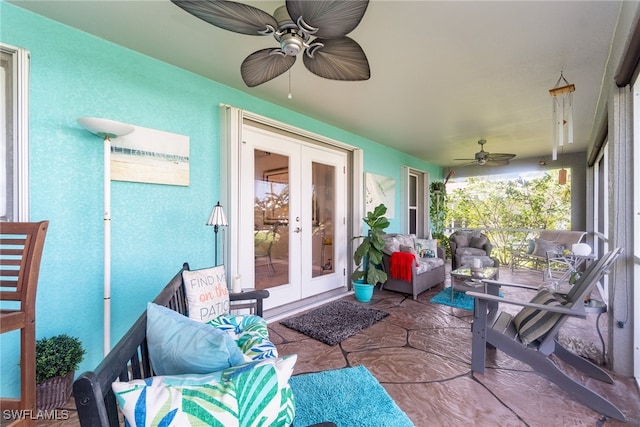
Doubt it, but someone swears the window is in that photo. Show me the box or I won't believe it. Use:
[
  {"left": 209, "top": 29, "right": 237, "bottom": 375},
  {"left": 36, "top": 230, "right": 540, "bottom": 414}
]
[
  {"left": 1, "top": 43, "right": 30, "bottom": 222},
  {"left": 408, "top": 173, "right": 418, "bottom": 234},
  {"left": 403, "top": 167, "right": 428, "bottom": 237}
]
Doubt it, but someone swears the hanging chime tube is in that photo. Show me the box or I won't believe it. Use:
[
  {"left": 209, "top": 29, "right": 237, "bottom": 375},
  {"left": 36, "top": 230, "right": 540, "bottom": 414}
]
[{"left": 549, "top": 78, "right": 575, "bottom": 161}]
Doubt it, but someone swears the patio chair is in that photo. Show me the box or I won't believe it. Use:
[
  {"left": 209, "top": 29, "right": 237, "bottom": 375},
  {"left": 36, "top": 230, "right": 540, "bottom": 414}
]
[
  {"left": 449, "top": 230, "right": 494, "bottom": 270},
  {"left": 255, "top": 226, "right": 279, "bottom": 276},
  {"left": 467, "top": 247, "right": 626, "bottom": 422}
]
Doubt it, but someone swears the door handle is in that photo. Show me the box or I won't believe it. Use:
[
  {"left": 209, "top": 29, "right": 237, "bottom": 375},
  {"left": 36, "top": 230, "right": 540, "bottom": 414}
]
[{"left": 294, "top": 227, "right": 301, "bottom": 233}]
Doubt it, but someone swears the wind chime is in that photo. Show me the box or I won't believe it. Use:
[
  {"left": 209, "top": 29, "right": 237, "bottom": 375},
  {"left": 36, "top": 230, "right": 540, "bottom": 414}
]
[{"left": 549, "top": 71, "right": 575, "bottom": 161}]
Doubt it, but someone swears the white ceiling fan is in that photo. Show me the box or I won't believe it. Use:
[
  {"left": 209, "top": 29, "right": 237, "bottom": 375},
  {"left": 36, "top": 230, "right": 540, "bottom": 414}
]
[{"left": 454, "top": 139, "right": 516, "bottom": 166}]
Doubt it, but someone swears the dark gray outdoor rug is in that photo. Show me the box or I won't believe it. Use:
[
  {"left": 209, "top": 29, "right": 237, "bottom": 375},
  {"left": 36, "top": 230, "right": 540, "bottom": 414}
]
[{"left": 280, "top": 300, "right": 389, "bottom": 345}]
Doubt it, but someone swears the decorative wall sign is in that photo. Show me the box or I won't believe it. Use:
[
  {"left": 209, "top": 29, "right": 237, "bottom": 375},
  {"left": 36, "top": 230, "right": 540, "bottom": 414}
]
[
  {"left": 111, "top": 124, "right": 189, "bottom": 186},
  {"left": 365, "top": 173, "right": 395, "bottom": 219}
]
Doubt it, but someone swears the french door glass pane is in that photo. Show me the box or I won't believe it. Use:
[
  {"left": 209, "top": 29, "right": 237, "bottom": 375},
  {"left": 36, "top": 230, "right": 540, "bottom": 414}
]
[
  {"left": 409, "top": 175, "right": 417, "bottom": 206},
  {"left": 409, "top": 209, "right": 417, "bottom": 234},
  {"left": 409, "top": 174, "right": 418, "bottom": 234},
  {"left": 254, "top": 150, "right": 289, "bottom": 289},
  {"left": 312, "top": 162, "right": 335, "bottom": 277}
]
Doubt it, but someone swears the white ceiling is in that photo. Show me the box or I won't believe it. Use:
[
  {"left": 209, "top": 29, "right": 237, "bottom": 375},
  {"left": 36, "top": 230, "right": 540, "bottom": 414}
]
[{"left": 10, "top": 0, "right": 623, "bottom": 168}]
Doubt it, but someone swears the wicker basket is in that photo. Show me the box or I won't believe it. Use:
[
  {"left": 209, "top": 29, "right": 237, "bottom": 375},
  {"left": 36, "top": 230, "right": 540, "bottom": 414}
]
[{"left": 36, "top": 370, "right": 74, "bottom": 411}]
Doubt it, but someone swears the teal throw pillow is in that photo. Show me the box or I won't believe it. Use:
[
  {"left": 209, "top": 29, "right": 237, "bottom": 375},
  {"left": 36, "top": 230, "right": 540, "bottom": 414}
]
[
  {"left": 526, "top": 239, "right": 535, "bottom": 254},
  {"left": 146, "top": 302, "right": 246, "bottom": 376},
  {"left": 208, "top": 314, "right": 279, "bottom": 360}
]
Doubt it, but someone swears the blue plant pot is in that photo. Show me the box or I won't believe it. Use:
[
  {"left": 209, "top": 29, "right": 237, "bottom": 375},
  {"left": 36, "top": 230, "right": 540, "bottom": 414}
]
[{"left": 353, "top": 281, "right": 374, "bottom": 303}]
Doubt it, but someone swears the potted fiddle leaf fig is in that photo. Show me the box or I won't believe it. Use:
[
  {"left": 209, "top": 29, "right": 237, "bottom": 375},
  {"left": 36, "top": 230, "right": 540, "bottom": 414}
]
[
  {"left": 351, "top": 203, "right": 390, "bottom": 302},
  {"left": 36, "top": 334, "right": 86, "bottom": 411}
]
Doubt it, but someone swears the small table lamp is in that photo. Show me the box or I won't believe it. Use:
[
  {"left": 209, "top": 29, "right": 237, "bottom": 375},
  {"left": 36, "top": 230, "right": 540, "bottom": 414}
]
[{"left": 207, "top": 201, "right": 228, "bottom": 265}]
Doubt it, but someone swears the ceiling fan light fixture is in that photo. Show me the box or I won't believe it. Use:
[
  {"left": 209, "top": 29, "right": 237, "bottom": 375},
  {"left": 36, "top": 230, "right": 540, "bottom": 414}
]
[{"left": 279, "top": 33, "right": 304, "bottom": 56}]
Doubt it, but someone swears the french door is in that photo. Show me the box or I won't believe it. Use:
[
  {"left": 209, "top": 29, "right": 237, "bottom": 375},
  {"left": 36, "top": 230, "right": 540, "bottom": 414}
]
[{"left": 239, "top": 125, "right": 347, "bottom": 309}]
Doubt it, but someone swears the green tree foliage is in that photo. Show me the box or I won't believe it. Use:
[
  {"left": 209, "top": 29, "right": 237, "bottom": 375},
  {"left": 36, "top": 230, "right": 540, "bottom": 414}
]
[
  {"left": 429, "top": 181, "right": 447, "bottom": 242},
  {"left": 446, "top": 172, "right": 571, "bottom": 264}
]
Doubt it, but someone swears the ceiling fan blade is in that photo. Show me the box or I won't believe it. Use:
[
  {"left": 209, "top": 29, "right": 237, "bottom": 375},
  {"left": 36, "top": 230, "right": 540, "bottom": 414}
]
[
  {"left": 241, "top": 49, "right": 296, "bottom": 87},
  {"left": 453, "top": 158, "right": 476, "bottom": 161},
  {"left": 303, "top": 37, "right": 370, "bottom": 81},
  {"left": 286, "top": 0, "right": 369, "bottom": 39},
  {"left": 171, "top": 0, "right": 277, "bottom": 35},
  {"left": 487, "top": 153, "right": 516, "bottom": 161},
  {"left": 485, "top": 159, "right": 511, "bottom": 166},
  {"left": 456, "top": 161, "right": 477, "bottom": 167}
]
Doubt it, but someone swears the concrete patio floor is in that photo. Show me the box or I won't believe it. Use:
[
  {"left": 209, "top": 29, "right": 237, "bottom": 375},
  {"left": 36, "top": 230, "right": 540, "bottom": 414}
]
[
  {"left": 268, "top": 266, "right": 640, "bottom": 427},
  {"left": 16, "top": 265, "right": 640, "bottom": 426}
]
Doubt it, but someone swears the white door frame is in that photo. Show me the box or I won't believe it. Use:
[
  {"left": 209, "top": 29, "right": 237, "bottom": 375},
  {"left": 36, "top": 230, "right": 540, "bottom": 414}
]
[
  {"left": 220, "top": 105, "right": 364, "bottom": 302},
  {"left": 300, "top": 145, "right": 348, "bottom": 298},
  {"left": 240, "top": 126, "right": 303, "bottom": 308}
]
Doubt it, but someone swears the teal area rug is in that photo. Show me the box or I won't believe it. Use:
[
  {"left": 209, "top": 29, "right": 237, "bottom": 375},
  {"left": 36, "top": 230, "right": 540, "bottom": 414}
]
[
  {"left": 430, "top": 287, "right": 503, "bottom": 310},
  {"left": 289, "top": 365, "right": 414, "bottom": 427},
  {"left": 430, "top": 287, "right": 476, "bottom": 310}
]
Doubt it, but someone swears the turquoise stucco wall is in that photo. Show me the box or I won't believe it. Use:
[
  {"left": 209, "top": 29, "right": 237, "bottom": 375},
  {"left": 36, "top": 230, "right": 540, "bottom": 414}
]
[{"left": 0, "top": 2, "right": 440, "bottom": 396}]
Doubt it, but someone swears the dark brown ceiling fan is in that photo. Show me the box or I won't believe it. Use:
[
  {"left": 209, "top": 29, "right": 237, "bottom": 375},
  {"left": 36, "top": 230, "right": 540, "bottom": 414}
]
[
  {"left": 454, "top": 139, "right": 516, "bottom": 166},
  {"left": 171, "top": 0, "right": 371, "bottom": 87}
]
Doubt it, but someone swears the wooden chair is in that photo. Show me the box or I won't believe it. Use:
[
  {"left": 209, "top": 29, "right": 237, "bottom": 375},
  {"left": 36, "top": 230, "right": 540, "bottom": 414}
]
[
  {"left": 1, "top": 221, "right": 49, "bottom": 426},
  {"left": 468, "top": 247, "right": 626, "bottom": 422}
]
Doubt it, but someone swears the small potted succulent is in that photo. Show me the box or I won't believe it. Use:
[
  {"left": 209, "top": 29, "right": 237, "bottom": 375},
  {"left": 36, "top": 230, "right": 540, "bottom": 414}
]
[
  {"left": 36, "top": 334, "right": 85, "bottom": 411},
  {"left": 351, "top": 203, "right": 390, "bottom": 302}
]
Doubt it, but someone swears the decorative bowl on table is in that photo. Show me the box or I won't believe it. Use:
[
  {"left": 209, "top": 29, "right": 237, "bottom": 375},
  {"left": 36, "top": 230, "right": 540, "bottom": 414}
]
[
  {"left": 471, "top": 267, "right": 484, "bottom": 278},
  {"left": 572, "top": 243, "right": 592, "bottom": 256}
]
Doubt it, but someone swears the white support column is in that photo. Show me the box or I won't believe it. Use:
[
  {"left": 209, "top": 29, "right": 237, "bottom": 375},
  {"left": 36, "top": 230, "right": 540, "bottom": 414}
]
[{"left": 608, "top": 86, "right": 634, "bottom": 376}]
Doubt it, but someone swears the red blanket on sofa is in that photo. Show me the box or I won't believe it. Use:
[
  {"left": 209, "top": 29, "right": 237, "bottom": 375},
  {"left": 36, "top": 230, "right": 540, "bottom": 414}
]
[{"left": 390, "top": 252, "right": 416, "bottom": 282}]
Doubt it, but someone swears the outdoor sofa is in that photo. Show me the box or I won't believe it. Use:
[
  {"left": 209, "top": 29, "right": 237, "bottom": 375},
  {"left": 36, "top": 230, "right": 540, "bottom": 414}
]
[
  {"left": 510, "top": 230, "right": 586, "bottom": 277},
  {"left": 380, "top": 233, "right": 446, "bottom": 300}
]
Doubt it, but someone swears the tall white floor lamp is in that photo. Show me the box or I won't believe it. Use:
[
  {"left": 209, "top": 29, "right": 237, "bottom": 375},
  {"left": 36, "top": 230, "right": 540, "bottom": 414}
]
[{"left": 77, "top": 117, "right": 134, "bottom": 356}]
